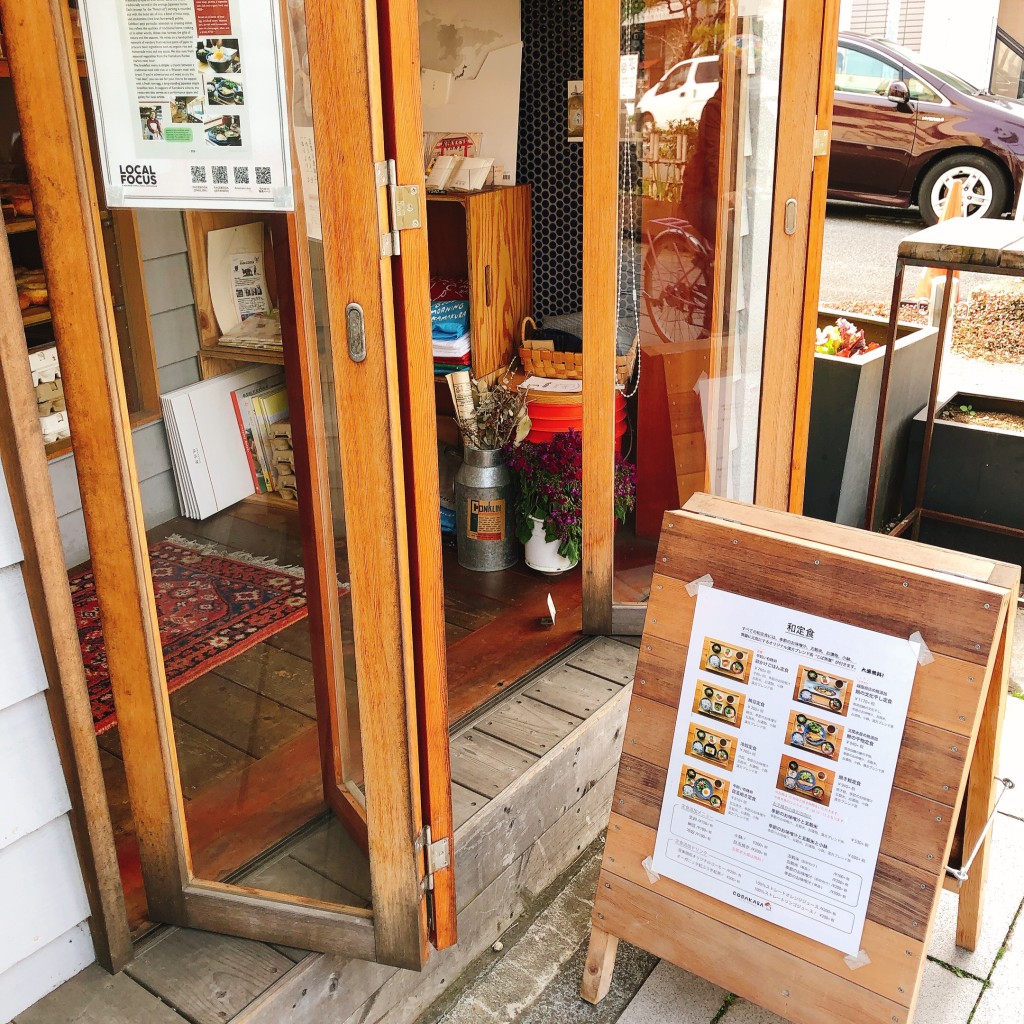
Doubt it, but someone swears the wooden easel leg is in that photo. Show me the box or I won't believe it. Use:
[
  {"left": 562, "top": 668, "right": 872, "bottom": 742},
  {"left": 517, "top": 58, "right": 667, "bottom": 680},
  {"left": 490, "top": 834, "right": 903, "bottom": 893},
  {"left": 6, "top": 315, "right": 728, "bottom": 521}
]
[
  {"left": 956, "top": 608, "right": 1014, "bottom": 950},
  {"left": 580, "top": 924, "right": 619, "bottom": 1004}
]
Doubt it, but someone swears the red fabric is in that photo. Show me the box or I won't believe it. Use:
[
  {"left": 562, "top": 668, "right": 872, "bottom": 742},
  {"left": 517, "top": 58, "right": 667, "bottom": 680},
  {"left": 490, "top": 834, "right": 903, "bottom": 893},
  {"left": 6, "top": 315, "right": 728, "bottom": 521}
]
[
  {"left": 430, "top": 276, "right": 470, "bottom": 302},
  {"left": 72, "top": 539, "right": 348, "bottom": 734}
]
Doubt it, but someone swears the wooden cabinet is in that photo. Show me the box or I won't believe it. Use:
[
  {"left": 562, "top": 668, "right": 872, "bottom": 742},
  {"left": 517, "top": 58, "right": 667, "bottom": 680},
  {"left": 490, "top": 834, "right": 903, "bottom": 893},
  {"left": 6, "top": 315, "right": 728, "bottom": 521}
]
[{"left": 426, "top": 185, "right": 531, "bottom": 380}]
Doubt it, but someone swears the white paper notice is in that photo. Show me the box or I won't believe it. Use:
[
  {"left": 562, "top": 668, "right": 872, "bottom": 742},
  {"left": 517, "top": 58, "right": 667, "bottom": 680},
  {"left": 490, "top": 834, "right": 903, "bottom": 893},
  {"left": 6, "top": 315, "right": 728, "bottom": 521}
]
[
  {"left": 231, "top": 252, "right": 270, "bottom": 322},
  {"left": 651, "top": 587, "right": 919, "bottom": 956},
  {"left": 78, "top": 0, "right": 292, "bottom": 210}
]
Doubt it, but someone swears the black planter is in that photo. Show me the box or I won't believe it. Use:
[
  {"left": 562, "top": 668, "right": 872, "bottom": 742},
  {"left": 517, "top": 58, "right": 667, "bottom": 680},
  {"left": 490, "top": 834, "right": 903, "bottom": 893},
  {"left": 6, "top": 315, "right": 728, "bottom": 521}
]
[
  {"left": 904, "top": 392, "right": 1024, "bottom": 567},
  {"left": 803, "top": 310, "right": 938, "bottom": 529}
]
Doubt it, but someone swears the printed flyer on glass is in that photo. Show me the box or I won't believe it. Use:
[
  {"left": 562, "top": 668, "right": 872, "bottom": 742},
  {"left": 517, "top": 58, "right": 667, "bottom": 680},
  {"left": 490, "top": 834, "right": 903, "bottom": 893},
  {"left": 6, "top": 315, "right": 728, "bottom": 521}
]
[
  {"left": 79, "top": 0, "right": 292, "bottom": 209},
  {"left": 651, "top": 587, "right": 920, "bottom": 955}
]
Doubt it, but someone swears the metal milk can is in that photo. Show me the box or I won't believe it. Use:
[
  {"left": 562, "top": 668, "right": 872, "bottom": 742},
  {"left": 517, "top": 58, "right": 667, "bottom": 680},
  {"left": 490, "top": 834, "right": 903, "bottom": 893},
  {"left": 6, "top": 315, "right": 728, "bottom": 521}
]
[{"left": 454, "top": 447, "right": 517, "bottom": 571}]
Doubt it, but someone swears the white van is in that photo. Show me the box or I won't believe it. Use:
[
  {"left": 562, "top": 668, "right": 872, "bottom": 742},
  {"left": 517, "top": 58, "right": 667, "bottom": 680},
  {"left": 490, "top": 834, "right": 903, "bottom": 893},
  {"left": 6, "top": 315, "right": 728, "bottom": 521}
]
[{"left": 637, "top": 56, "right": 720, "bottom": 129}]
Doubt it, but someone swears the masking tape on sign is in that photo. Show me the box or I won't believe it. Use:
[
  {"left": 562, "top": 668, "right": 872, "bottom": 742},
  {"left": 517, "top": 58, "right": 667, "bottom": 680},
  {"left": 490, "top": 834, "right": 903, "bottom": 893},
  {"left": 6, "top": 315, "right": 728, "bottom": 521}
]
[
  {"left": 641, "top": 857, "right": 661, "bottom": 884},
  {"left": 843, "top": 948, "right": 872, "bottom": 970},
  {"left": 909, "top": 630, "right": 934, "bottom": 666},
  {"left": 685, "top": 574, "right": 714, "bottom": 598}
]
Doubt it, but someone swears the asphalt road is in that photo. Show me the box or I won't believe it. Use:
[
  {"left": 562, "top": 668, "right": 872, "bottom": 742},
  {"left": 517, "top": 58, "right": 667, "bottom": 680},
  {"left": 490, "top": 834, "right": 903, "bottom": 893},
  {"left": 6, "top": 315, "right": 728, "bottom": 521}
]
[
  {"left": 820, "top": 201, "right": 1024, "bottom": 397},
  {"left": 820, "top": 201, "right": 991, "bottom": 305}
]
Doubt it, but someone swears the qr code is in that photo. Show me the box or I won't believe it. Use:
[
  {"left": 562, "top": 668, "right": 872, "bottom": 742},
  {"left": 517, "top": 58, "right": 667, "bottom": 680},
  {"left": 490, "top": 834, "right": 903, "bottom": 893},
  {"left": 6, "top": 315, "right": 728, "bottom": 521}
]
[
  {"left": 255, "top": 166, "right": 272, "bottom": 185},
  {"left": 212, "top": 165, "right": 228, "bottom": 184},
  {"left": 233, "top": 166, "right": 250, "bottom": 185},
  {"left": 190, "top": 165, "right": 207, "bottom": 184}
]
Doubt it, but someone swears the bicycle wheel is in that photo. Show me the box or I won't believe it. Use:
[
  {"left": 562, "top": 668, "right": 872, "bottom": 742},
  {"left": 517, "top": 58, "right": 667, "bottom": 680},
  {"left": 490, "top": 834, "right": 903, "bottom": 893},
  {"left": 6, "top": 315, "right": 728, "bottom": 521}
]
[{"left": 643, "top": 227, "right": 710, "bottom": 345}]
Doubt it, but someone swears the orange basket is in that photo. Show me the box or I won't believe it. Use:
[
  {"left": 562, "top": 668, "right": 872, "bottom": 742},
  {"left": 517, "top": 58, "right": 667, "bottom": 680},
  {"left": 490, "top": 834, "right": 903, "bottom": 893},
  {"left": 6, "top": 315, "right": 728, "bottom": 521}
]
[{"left": 518, "top": 316, "right": 637, "bottom": 386}]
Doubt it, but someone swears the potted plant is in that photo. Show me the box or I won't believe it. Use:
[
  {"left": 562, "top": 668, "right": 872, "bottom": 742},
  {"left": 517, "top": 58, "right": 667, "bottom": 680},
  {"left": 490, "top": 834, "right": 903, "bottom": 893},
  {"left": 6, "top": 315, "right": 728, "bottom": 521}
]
[
  {"left": 504, "top": 430, "right": 637, "bottom": 574},
  {"left": 804, "top": 308, "right": 938, "bottom": 530}
]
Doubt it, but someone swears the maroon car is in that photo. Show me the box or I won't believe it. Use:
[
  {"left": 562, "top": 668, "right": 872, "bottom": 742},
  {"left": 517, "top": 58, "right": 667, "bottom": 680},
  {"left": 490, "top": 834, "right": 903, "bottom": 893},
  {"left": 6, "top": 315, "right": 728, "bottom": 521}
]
[{"left": 830, "top": 33, "right": 1024, "bottom": 223}]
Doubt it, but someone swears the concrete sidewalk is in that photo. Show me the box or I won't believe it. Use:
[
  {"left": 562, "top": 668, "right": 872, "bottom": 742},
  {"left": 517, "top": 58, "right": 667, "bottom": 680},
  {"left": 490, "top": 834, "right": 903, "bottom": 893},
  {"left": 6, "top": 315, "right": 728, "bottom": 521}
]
[{"left": 427, "top": 695, "right": 1024, "bottom": 1024}]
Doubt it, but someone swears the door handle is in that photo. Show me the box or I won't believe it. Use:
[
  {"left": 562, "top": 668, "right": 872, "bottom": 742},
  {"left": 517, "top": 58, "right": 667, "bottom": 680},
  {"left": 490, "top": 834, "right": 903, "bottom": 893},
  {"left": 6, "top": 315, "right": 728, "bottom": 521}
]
[
  {"left": 784, "top": 198, "right": 798, "bottom": 236},
  {"left": 346, "top": 302, "right": 367, "bottom": 362},
  {"left": 484, "top": 265, "right": 492, "bottom": 307}
]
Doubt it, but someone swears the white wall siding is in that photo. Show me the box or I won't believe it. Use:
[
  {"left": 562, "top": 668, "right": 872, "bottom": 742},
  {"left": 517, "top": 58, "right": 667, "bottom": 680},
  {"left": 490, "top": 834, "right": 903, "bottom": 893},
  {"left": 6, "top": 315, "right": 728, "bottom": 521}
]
[
  {"left": 48, "top": 208, "right": 204, "bottom": 566},
  {"left": 0, "top": 924, "right": 94, "bottom": 1024},
  {"left": 0, "top": 569, "right": 46, "bottom": 712},
  {"left": 49, "top": 418, "right": 178, "bottom": 568},
  {"left": 0, "top": 694, "right": 71, "bottom": 851},
  {"left": 0, "top": 465, "right": 93, "bottom": 1020}
]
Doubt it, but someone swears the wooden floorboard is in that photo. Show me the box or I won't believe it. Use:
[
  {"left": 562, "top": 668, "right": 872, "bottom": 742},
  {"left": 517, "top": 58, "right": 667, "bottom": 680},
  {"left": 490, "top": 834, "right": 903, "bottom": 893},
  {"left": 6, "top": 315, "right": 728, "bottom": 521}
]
[
  {"left": 566, "top": 636, "right": 638, "bottom": 685},
  {"left": 524, "top": 661, "right": 625, "bottom": 718},
  {"left": 171, "top": 673, "right": 312, "bottom": 759},
  {"left": 124, "top": 929, "right": 293, "bottom": 1024},
  {"left": 211, "top": 643, "right": 318, "bottom": 719},
  {"left": 284, "top": 817, "right": 372, "bottom": 902},
  {"left": 449, "top": 729, "right": 538, "bottom": 798},
  {"left": 13, "top": 964, "right": 187, "bottom": 1024},
  {"left": 451, "top": 782, "right": 487, "bottom": 829},
  {"left": 240, "top": 854, "right": 364, "bottom": 906},
  {"left": 474, "top": 695, "right": 584, "bottom": 757}
]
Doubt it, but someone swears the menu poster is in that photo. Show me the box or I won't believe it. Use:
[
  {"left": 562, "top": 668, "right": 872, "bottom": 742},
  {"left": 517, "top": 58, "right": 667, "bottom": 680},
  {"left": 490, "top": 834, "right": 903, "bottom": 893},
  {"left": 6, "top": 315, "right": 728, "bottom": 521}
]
[
  {"left": 79, "top": 0, "right": 292, "bottom": 210},
  {"left": 651, "top": 587, "right": 919, "bottom": 956}
]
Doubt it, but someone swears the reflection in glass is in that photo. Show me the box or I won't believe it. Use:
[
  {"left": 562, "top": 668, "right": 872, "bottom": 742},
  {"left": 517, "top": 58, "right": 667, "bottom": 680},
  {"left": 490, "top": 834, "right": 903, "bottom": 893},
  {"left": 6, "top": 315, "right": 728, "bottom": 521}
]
[{"left": 615, "top": 0, "right": 784, "bottom": 601}]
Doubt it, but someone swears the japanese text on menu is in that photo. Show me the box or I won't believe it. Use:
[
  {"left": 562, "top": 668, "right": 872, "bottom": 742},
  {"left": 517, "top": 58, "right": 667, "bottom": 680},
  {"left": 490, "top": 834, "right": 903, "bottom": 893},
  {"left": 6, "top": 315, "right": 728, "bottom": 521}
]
[{"left": 651, "top": 587, "right": 919, "bottom": 956}]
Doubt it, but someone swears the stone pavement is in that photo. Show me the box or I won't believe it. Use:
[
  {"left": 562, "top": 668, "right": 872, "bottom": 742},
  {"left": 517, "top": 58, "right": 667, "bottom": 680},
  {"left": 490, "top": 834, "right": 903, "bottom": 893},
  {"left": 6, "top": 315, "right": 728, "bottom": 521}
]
[{"left": 425, "top": 694, "right": 1024, "bottom": 1024}]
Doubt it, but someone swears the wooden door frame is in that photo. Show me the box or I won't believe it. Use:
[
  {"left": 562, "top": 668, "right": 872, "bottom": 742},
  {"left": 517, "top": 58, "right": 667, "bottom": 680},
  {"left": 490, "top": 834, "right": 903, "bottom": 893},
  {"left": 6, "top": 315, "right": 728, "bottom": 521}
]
[
  {"left": 2, "top": 0, "right": 436, "bottom": 971},
  {"left": 582, "top": 0, "right": 840, "bottom": 635}
]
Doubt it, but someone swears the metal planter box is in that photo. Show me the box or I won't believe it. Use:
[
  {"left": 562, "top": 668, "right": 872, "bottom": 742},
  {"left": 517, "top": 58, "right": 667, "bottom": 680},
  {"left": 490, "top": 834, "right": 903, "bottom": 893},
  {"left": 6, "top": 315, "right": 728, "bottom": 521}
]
[
  {"left": 804, "top": 309, "right": 939, "bottom": 529},
  {"left": 904, "top": 392, "right": 1024, "bottom": 566}
]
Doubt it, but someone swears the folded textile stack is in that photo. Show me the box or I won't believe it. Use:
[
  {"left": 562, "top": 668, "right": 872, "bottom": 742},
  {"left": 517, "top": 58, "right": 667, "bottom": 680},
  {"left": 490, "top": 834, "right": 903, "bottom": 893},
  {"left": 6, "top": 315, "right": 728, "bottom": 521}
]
[{"left": 431, "top": 277, "right": 472, "bottom": 376}]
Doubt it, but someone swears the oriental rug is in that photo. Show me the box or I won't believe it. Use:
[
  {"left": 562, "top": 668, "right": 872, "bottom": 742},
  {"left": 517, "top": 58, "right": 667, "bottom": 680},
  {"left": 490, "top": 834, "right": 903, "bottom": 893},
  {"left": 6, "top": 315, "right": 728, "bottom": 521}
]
[{"left": 71, "top": 535, "right": 339, "bottom": 734}]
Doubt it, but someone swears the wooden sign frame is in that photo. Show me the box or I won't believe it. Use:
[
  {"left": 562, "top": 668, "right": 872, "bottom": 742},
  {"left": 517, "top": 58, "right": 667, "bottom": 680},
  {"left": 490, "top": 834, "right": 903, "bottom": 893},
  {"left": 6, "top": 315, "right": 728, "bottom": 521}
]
[{"left": 583, "top": 494, "right": 1018, "bottom": 1024}]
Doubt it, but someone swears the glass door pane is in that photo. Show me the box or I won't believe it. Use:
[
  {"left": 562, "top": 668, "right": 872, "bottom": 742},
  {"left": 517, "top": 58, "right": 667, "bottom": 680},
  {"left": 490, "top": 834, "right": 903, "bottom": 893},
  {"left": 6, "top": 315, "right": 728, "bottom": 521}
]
[{"left": 613, "top": 0, "right": 785, "bottom": 605}]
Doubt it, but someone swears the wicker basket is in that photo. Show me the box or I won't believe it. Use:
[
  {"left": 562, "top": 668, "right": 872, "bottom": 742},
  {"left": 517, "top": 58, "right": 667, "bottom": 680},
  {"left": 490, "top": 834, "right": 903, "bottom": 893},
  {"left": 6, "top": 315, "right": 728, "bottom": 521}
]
[{"left": 519, "top": 317, "right": 637, "bottom": 387}]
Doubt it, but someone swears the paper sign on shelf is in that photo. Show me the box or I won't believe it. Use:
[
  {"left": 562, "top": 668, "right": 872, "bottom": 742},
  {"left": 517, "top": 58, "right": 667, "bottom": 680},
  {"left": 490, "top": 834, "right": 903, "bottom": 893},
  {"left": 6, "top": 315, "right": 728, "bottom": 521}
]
[{"left": 651, "top": 587, "right": 918, "bottom": 956}]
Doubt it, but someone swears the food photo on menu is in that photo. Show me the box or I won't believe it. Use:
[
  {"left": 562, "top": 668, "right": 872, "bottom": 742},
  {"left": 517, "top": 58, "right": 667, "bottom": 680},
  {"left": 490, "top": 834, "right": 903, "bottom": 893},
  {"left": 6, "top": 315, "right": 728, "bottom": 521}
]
[
  {"left": 197, "top": 38, "right": 242, "bottom": 74},
  {"left": 776, "top": 755, "right": 836, "bottom": 806},
  {"left": 679, "top": 766, "right": 731, "bottom": 814},
  {"left": 786, "top": 709, "right": 843, "bottom": 759},
  {"left": 793, "top": 664, "right": 854, "bottom": 716},
  {"left": 699, "top": 637, "right": 753, "bottom": 682},
  {"left": 205, "top": 115, "right": 243, "bottom": 147},
  {"left": 207, "top": 75, "right": 245, "bottom": 106},
  {"left": 692, "top": 681, "right": 746, "bottom": 726}
]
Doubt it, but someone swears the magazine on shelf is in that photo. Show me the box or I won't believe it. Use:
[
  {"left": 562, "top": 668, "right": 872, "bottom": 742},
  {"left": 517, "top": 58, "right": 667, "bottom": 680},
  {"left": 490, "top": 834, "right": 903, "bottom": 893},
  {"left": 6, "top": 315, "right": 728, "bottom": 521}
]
[{"left": 231, "top": 372, "right": 285, "bottom": 494}]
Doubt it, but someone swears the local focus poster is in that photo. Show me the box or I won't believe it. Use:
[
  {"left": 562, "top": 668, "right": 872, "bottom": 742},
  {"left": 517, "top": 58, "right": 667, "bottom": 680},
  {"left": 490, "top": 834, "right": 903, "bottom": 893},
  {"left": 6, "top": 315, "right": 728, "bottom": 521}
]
[
  {"left": 651, "top": 587, "right": 919, "bottom": 956},
  {"left": 79, "top": 0, "right": 292, "bottom": 209}
]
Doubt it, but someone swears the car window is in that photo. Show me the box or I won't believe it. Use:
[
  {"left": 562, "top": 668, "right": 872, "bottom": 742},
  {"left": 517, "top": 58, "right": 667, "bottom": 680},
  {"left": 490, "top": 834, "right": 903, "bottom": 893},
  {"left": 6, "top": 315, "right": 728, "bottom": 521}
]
[
  {"left": 694, "top": 60, "right": 720, "bottom": 84},
  {"left": 660, "top": 64, "right": 691, "bottom": 93},
  {"left": 907, "top": 76, "right": 941, "bottom": 102},
  {"left": 835, "top": 45, "right": 902, "bottom": 96}
]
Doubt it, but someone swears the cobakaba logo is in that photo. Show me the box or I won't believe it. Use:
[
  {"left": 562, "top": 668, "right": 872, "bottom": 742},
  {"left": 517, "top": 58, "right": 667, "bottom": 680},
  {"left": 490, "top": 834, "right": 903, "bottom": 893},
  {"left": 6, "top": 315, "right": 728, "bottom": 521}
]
[
  {"left": 119, "top": 164, "right": 157, "bottom": 186},
  {"left": 733, "top": 890, "right": 771, "bottom": 912}
]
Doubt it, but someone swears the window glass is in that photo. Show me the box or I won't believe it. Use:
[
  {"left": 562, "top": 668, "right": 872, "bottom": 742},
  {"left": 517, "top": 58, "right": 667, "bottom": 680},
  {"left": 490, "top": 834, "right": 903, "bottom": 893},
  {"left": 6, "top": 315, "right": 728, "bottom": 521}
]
[
  {"left": 907, "top": 76, "right": 941, "bottom": 102},
  {"left": 835, "top": 45, "right": 901, "bottom": 95},
  {"left": 661, "top": 62, "right": 691, "bottom": 92},
  {"left": 694, "top": 59, "right": 720, "bottom": 84}
]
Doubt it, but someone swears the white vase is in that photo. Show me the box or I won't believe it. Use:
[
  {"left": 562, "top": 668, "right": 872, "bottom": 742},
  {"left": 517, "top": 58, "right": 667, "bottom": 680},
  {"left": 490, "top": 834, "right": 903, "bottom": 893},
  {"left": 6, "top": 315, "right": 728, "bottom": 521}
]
[{"left": 524, "top": 515, "right": 578, "bottom": 574}]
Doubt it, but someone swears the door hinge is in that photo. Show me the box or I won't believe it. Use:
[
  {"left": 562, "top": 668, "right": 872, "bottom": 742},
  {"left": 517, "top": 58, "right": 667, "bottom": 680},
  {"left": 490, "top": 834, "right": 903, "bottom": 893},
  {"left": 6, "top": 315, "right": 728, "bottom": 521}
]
[
  {"left": 416, "top": 825, "right": 451, "bottom": 893},
  {"left": 813, "top": 127, "right": 830, "bottom": 158},
  {"left": 374, "top": 159, "right": 423, "bottom": 258}
]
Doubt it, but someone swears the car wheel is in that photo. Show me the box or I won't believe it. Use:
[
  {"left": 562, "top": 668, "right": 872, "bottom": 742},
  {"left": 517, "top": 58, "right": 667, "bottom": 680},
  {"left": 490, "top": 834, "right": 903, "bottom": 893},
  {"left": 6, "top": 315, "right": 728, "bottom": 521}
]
[{"left": 918, "top": 153, "right": 1008, "bottom": 224}]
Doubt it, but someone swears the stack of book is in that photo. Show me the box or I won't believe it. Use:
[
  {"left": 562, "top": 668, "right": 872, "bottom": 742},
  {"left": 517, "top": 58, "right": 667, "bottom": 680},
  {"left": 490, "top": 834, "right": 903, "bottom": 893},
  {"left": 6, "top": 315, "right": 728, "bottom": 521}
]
[{"left": 161, "top": 367, "right": 291, "bottom": 520}]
